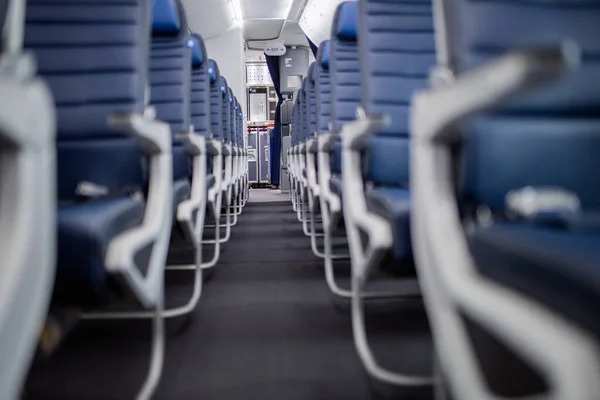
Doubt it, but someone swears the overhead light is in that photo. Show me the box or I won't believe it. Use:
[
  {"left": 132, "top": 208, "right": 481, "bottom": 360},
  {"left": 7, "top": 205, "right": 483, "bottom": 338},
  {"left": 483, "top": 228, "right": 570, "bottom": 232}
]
[{"left": 231, "top": 0, "right": 244, "bottom": 27}]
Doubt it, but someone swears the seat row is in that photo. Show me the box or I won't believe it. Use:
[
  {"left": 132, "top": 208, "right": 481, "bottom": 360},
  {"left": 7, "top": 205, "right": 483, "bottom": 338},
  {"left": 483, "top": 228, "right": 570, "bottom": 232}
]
[
  {"left": 0, "top": 0, "right": 248, "bottom": 398},
  {"left": 288, "top": 0, "right": 600, "bottom": 398}
]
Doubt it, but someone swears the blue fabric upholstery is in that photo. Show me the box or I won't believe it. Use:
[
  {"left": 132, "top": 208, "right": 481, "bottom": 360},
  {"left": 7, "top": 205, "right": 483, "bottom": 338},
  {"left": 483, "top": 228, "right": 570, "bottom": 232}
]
[
  {"left": 359, "top": 0, "right": 435, "bottom": 187},
  {"left": 152, "top": 0, "right": 180, "bottom": 35},
  {"left": 206, "top": 175, "right": 216, "bottom": 191},
  {"left": 366, "top": 187, "right": 412, "bottom": 263},
  {"left": 316, "top": 41, "right": 332, "bottom": 135},
  {"left": 208, "top": 60, "right": 222, "bottom": 140},
  {"left": 468, "top": 223, "right": 600, "bottom": 337},
  {"left": 25, "top": 0, "right": 148, "bottom": 200},
  {"left": 330, "top": 141, "right": 342, "bottom": 174},
  {"left": 451, "top": 0, "right": 600, "bottom": 213},
  {"left": 335, "top": 1, "right": 358, "bottom": 41},
  {"left": 173, "top": 178, "right": 190, "bottom": 214},
  {"left": 25, "top": 0, "right": 150, "bottom": 300},
  {"left": 329, "top": 176, "right": 343, "bottom": 198},
  {"left": 446, "top": 0, "right": 600, "bottom": 334},
  {"left": 149, "top": 0, "right": 191, "bottom": 180},
  {"left": 56, "top": 197, "right": 144, "bottom": 299},
  {"left": 228, "top": 88, "right": 235, "bottom": 144},
  {"left": 190, "top": 35, "right": 203, "bottom": 66},
  {"left": 300, "top": 78, "right": 309, "bottom": 142},
  {"left": 149, "top": 0, "right": 190, "bottom": 135},
  {"left": 190, "top": 33, "right": 210, "bottom": 136},
  {"left": 306, "top": 63, "right": 317, "bottom": 137},
  {"left": 220, "top": 77, "right": 231, "bottom": 143},
  {"left": 330, "top": 2, "right": 360, "bottom": 133}
]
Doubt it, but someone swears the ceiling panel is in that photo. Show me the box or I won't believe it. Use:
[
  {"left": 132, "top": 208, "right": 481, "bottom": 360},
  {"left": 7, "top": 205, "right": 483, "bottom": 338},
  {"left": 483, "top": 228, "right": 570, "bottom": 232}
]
[
  {"left": 241, "top": 0, "right": 293, "bottom": 19},
  {"left": 181, "top": 0, "right": 236, "bottom": 39},
  {"left": 243, "top": 19, "right": 284, "bottom": 41}
]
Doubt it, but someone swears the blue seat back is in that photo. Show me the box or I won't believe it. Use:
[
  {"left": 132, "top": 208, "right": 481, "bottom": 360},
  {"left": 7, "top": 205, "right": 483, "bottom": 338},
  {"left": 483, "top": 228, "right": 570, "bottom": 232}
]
[
  {"left": 306, "top": 62, "right": 317, "bottom": 138},
  {"left": 301, "top": 78, "right": 309, "bottom": 142},
  {"left": 359, "top": 0, "right": 435, "bottom": 187},
  {"left": 208, "top": 59, "right": 222, "bottom": 140},
  {"left": 291, "top": 96, "right": 299, "bottom": 146},
  {"left": 316, "top": 41, "right": 331, "bottom": 135},
  {"left": 190, "top": 33, "right": 210, "bottom": 136},
  {"left": 220, "top": 77, "right": 231, "bottom": 144},
  {"left": 330, "top": 2, "right": 360, "bottom": 134},
  {"left": 149, "top": 0, "right": 190, "bottom": 134},
  {"left": 235, "top": 98, "right": 243, "bottom": 147},
  {"left": 149, "top": 0, "right": 191, "bottom": 181},
  {"left": 228, "top": 88, "right": 235, "bottom": 145},
  {"left": 296, "top": 88, "right": 305, "bottom": 145},
  {"left": 24, "top": 0, "right": 149, "bottom": 200},
  {"left": 448, "top": 0, "right": 600, "bottom": 213}
]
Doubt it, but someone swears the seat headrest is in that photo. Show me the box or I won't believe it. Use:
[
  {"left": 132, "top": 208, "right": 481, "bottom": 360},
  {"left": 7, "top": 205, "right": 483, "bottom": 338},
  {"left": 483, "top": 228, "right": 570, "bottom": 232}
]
[
  {"left": 318, "top": 40, "right": 330, "bottom": 69},
  {"left": 152, "top": 0, "right": 181, "bottom": 35},
  {"left": 220, "top": 76, "right": 228, "bottom": 96},
  {"left": 190, "top": 33, "right": 206, "bottom": 67},
  {"left": 334, "top": 2, "right": 358, "bottom": 41},
  {"left": 309, "top": 62, "right": 316, "bottom": 84},
  {"left": 208, "top": 59, "right": 219, "bottom": 84},
  {"left": 227, "top": 87, "right": 233, "bottom": 103}
]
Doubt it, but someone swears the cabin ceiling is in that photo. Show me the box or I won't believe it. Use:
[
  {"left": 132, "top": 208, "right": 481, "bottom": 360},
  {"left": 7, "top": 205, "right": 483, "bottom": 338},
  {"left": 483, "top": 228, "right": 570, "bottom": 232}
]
[
  {"left": 182, "top": 0, "right": 308, "bottom": 45},
  {"left": 182, "top": 0, "right": 343, "bottom": 48}
]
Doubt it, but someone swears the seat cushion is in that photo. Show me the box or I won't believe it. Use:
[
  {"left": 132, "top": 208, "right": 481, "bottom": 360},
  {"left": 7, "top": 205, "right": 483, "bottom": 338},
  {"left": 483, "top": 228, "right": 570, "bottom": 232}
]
[
  {"left": 366, "top": 187, "right": 412, "bottom": 263},
  {"left": 206, "top": 174, "right": 216, "bottom": 191},
  {"left": 173, "top": 144, "right": 191, "bottom": 180},
  {"left": 329, "top": 176, "right": 343, "bottom": 199},
  {"left": 330, "top": 141, "right": 342, "bottom": 174},
  {"left": 56, "top": 197, "right": 145, "bottom": 301},
  {"left": 173, "top": 178, "right": 191, "bottom": 212},
  {"left": 468, "top": 223, "right": 600, "bottom": 337}
]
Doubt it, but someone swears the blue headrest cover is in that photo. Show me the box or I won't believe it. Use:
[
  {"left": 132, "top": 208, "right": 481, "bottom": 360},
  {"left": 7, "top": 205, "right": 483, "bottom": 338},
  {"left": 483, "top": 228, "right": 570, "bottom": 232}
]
[
  {"left": 190, "top": 34, "right": 204, "bottom": 67},
  {"left": 310, "top": 62, "right": 316, "bottom": 83},
  {"left": 335, "top": 2, "right": 358, "bottom": 41},
  {"left": 228, "top": 87, "right": 233, "bottom": 102},
  {"left": 208, "top": 59, "right": 219, "bottom": 84},
  {"left": 152, "top": 0, "right": 181, "bottom": 35},
  {"left": 220, "top": 77, "right": 228, "bottom": 96},
  {"left": 319, "top": 40, "right": 330, "bottom": 69}
]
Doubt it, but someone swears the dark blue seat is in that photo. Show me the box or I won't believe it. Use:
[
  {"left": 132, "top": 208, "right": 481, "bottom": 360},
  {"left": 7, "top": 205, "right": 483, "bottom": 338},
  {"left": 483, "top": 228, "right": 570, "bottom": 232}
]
[
  {"left": 190, "top": 33, "right": 210, "bottom": 137},
  {"left": 208, "top": 60, "right": 223, "bottom": 142},
  {"left": 358, "top": 0, "right": 435, "bottom": 264},
  {"left": 24, "top": 0, "right": 150, "bottom": 300},
  {"left": 328, "top": 2, "right": 361, "bottom": 201},
  {"left": 329, "top": 176, "right": 343, "bottom": 198},
  {"left": 469, "top": 223, "right": 600, "bottom": 336},
  {"left": 149, "top": 0, "right": 191, "bottom": 197},
  {"left": 449, "top": 0, "right": 600, "bottom": 336},
  {"left": 220, "top": 77, "right": 231, "bottom": 146},
  {"left": 315, "top": 41, "right": 331, "bottom": 138}
]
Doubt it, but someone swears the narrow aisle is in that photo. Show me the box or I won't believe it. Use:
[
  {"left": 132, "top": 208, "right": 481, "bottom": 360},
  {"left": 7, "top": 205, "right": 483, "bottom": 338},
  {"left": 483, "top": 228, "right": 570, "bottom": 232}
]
[
  {"left": 156, "top": 199, "right": 376, "bottom": 399},
  {"left": 27, "top": 193, "right": 428, "bottom": 399}
]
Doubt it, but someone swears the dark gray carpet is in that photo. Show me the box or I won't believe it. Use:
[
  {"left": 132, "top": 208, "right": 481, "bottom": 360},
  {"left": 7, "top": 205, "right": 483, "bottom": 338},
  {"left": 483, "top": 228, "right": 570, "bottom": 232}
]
[{"left": 26, "top": 200, "right": 433, "bottom": 400}]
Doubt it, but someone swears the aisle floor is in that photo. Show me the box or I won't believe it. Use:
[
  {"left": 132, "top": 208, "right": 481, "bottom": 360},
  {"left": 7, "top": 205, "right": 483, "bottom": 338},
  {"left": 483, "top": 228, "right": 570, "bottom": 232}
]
[{"left": 26, "top": 193, "right": 432, "bottom": 400}]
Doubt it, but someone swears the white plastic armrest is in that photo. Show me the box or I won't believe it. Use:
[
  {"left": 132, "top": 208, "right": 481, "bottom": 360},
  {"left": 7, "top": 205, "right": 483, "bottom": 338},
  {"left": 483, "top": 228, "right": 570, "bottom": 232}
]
[
  {"left": 208, "top": 139, "right": 223, "bottom": 205},
  {"left": 176, "top": 132, "right": 207, "bottom": 240},
  {"left": 340, "top": 112, "right": 390, "bottom": 234},
  {"left": 318, "top": 132, "right": 340, "bottom": 153},
  {"left": 206, "top": 138, "right": 221, "bottom": 156},
  {"left": 342, "top": 108, "right": 389, "bottom": 152},
  {"left": 413, "top": 46, "right": 578, "bottom": 144},
  {"left": 307, "top": 137, "right": 318, "bottom": 154},
  {"left": 0, "top": 54, "right": 57, "bottom": 400},
  {"left": 104, "top": 112, "right": 173, "bottom": 308}
]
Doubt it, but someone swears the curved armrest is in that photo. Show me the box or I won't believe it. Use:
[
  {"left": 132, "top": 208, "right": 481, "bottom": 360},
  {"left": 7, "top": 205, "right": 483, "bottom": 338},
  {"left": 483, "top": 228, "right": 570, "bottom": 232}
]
[
  {"left": 412, "top": 46, "right": 577, "bottom": 144},
  {"left": 0, "top": 56, "right": 57, "bottom": 400},
  {"left": 105, "top": 112, "right": 173, "bottom": 308},
  {"left": 176, "top": 132, "right": 207, "bottom": 242},
  {"left": 207, "top": 139, "right": 223, "bottom": 207}
]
